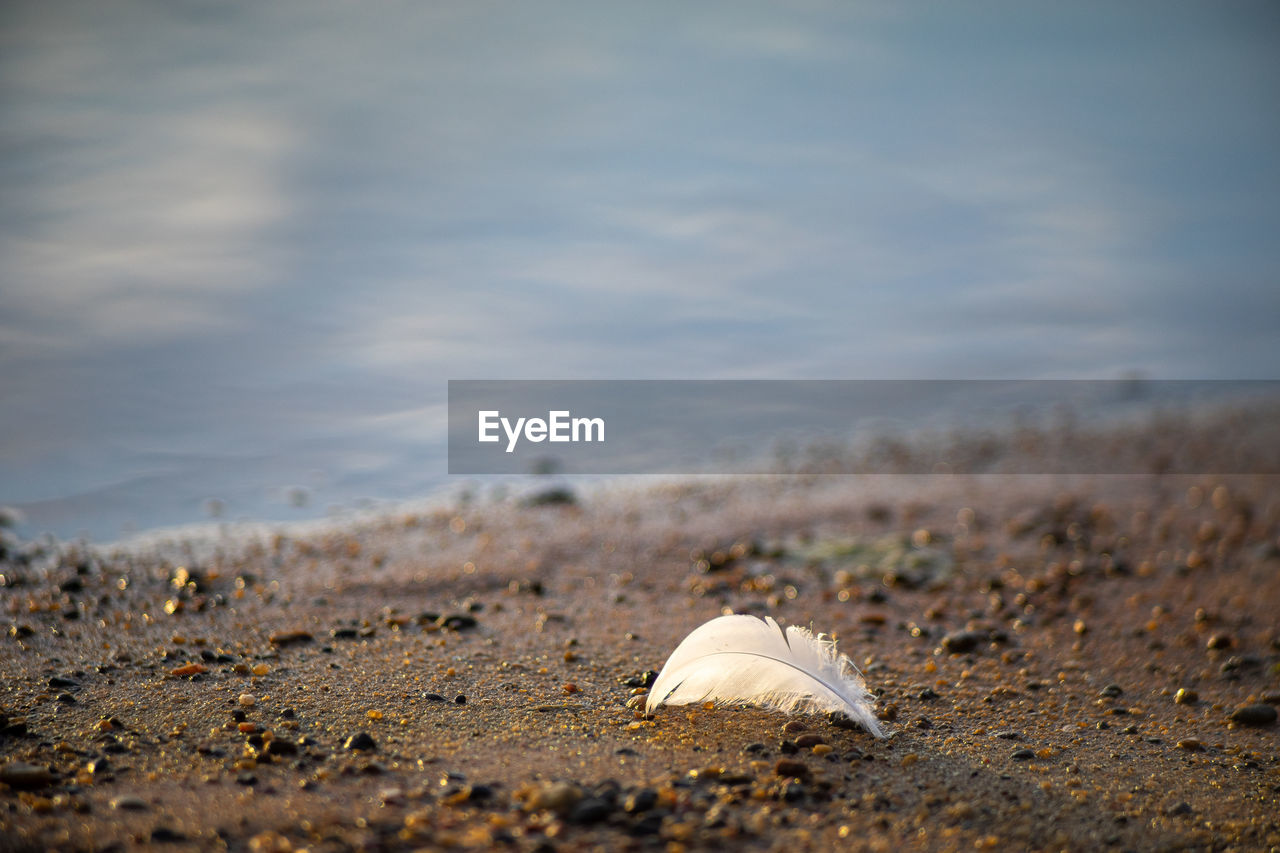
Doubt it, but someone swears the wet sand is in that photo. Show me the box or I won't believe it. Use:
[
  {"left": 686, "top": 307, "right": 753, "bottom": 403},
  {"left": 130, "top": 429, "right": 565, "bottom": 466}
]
[{"left": 3, "top": 407, "right": 1279, "bottom": 852}]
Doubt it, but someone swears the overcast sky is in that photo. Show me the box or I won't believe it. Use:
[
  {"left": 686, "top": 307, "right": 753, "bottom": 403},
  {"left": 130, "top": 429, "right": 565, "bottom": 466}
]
[{"left": 2, "top": 1, "right": 1278, "bottom": 539}]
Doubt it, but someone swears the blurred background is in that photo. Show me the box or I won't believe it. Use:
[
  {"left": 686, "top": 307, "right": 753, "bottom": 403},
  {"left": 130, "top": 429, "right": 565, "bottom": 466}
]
[{"left": 2, "top": 1, "right": 1278, "bottom": 542}]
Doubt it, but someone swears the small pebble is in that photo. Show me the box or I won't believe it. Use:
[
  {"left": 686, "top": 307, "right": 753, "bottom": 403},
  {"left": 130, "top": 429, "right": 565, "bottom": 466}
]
[
  {"left": 941, "top": 631, "right": 984, "bottom": 654},
  {"left": 1229, "top": 704, "right": 1277, "bottom": 726},
  {"left": 523, "top": 781, "right": 582, "bottom": 812},
  {"left": 1099, "top": 684, "right": 1123, "bottom": 698},
  {"left": 774, "top": 759, "right": 811, "bottom": 780},
  {"left": 1010, "top": 749, "right": 1035, "bottom": 761},
  {"left": 623, "top": 788, "right": 657, "bottom": 813},
  {"left": 1176, "top": 738, "right": 1203, "bottom": 751},
  {"left": 567, "top": 797, "right": 611, "bottom": 825},
  {"left": 268, "top": 630, "right": 314, "bottom": 647},
  {"left": 111, "top": 795, "right": 148, "bottom": 810},
  {"left": 238, "top": 694, "right": 256, "bottom": 707},
  {"left": 439, "top": 614, "right": 478, "bottom": 631},
  {"left": 344, "top": 732, "right": 377, "bottom": 751},
  {"left": 0, "top": 762, "right": 54, "bottom": 789},
  {"left": 1206, "top": 634, "right": 1233, "bottom": 650},
  {"left": 251, "top": 664, "right": 270, "bottom": 677},
  {"left": 169, "top": 663, "right": 207, "bottom": 677},
  {"left": 1174, "top": 688, "right": 1198, "bottom": 705},
  {"left": 265, "top": 739, "right": 298, "bottom": 757}
]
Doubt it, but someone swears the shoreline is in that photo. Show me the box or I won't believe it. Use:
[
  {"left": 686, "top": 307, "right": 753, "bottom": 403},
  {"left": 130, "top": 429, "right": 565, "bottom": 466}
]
[{"left": 2, "top": 407, "right": 1278, "bottom": 851}]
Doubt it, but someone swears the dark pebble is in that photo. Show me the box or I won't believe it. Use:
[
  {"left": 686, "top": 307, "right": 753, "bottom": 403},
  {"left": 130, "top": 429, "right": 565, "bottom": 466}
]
[
  {"left": 1230, "top": 704, "right": 1277, "bottom": 726},
  {"left": 236, "top": 771, "right": 257, "bottom": 785},
  {"left": 424, "top": 693, "right": 446, "bottom": 702},
  {"left": 782, "top": 780, "right": 807, "bottom": 802},
  {"left": 149, "top": 826, "right": 186, "bottom": 843},
  {"left": 454, "top": 694, "right": 467, "bottom": 705},
  {"left": 522, "top": 486, "right": 577, "bottom": 507},
  {"left": 1206, "top": 633, "right": 1233, "bottom": 650},
  {"left": 916, "top": 687, "right": 938, "bottom": 701},
  {"left": 231, "top": 710, "right": 246, "bottom": 722},
  {"left": 280, "top": 708, "right": 296, "bottom": 719},
  {"left": 265, "top": 739, "right": 298, "bottom": 757},
  {"left": 57, "top": 693, "right": 76, "bottom": 704},
  {"left": 1099, "top": 684, "right": 1123, "bottom": 698},
  {"left": 775, "top": 759, "right": 811, "bottom": 780},
  {"left": 620, "top": 670, "right": 658, "bottom": 689},
  {"left": 794, "top": 733, "right": 826, "bottom": 748},
  {"left": 623, "top": 788, "right": 657, "bottom": 813},
  {"left": 941, "top": 631, "right": 985, "bottom": 654},
  {"left": 993, "top": 730, "right": 1021, "bottom": 740},
  {"left": 743, "top": 743, "right": 767, "bottom": 754},
  {"left": 466, "top": 783, "right": 494, "bottom": 802},
  {"left": 628, "top": 814, "right": 664, "bottom": 837},
  {"left": 48, "top": 675, "right": 78, "bottom": 689},
  {"left": 344, "top": 732, "right": 377, "bottom": 751},
  {"left": 440, "top": 614, "right": 478, "bottom": 631},
  {"left": 1010, "top": 749, "right": 1035, "bottom": 760},
  {"left": 111, "top": 795, "right": 148, "bottom": 810},
  {"left": 0, "top": 762, "right": 54, "bottom": 789},
  {"left": 568, "top": 797, "right": 611, "bottom": 825},
  {"left": 827, "top": 711, "right": 863, "bottom": 730},
  {"left": 268, "top": 630, "right": 314, "bottom": 647},
  {"left": 330, "top": 627, "right": 358, "bottom": 639}
]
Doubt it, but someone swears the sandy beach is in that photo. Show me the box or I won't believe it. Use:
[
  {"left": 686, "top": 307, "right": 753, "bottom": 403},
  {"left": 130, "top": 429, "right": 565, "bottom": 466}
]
[{"left": 3, "top": 405, "right": 1279, "bottom": 852}]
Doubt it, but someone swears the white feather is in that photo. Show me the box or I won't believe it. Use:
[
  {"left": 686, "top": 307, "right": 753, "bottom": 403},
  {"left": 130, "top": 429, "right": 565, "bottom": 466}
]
[{"left": 645, "top": 614, "right": 883, "bottom": 737}]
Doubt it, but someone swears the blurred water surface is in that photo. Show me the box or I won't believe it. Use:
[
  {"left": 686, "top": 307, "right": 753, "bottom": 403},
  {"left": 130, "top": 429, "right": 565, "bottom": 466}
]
[{"left": 2, "top": 2, "right": 1278, "bottom": 541}]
